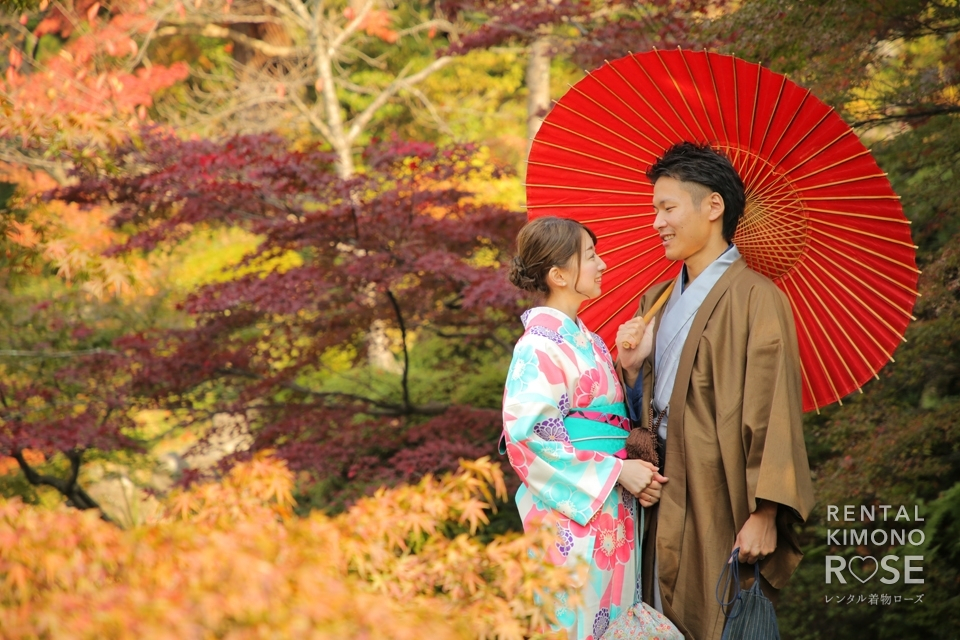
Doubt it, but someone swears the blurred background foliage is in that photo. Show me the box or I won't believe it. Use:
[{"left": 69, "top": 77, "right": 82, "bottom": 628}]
[{"left": 1, "top": 0, "right": 959, "bottom": 637}]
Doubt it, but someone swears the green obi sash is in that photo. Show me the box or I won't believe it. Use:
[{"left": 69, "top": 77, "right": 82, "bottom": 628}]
[
  {"left": 564, "top": 400, "right": 630, "bottom": 458},
  {"left": 499, "top": 400, "right": 631, "bottom": 458}
]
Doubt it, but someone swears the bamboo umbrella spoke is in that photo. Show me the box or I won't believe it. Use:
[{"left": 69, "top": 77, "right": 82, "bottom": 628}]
[{"left": 532, "top": 139, "right": 650, "bottom": 176}]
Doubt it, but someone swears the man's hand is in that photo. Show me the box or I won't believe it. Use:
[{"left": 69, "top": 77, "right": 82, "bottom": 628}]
[
  {"left": 619, "top": 459, "right": 668, "bottom": 500},
  {"left": 732, "top": 500, "right": 779, "bottom": 564},
  {"left": 616, "top": 317, "right": 656, "bottom": 386}
]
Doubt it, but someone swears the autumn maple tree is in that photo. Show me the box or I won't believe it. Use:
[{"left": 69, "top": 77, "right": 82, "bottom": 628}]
[
  {"left": 0, "top": 0, "right": 188, "bottom": 180},
  {"left": 0, "top": 159, "right": 165, "bottom": 516},
  {"left": 0, "top": 453, "right": 576, "bottom": 638},
  {"left": 50, "top": 128, "right": 526, "bottom": 508}
]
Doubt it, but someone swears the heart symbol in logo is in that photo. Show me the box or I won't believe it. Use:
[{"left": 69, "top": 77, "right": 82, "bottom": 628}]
[{"left": 848, "top": 556, "right": 878, "bottom": 583}]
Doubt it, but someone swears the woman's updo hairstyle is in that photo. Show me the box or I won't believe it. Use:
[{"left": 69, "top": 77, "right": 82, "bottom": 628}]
[{"left": 508, "top": 216, "right": 598, "bottom": 294}]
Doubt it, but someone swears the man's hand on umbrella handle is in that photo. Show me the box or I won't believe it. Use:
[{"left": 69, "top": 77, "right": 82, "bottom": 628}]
[
  {"left": 731, "top": 500, "right": 779, "bottom": 564},
  {"left": 617, "top": 317, "right": 655, "bottom": 382}
]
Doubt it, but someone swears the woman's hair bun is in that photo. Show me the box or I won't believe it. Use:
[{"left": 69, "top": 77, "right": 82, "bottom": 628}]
[{"left": 508, "top": 255, "right": 542, "bottom": 293}]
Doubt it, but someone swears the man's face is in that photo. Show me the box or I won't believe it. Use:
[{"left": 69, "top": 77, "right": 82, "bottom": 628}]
[{"left": 651, "top": 176, "right": 716, "bottom": 263}]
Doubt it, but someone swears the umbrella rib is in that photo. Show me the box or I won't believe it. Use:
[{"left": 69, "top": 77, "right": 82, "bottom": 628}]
[
  {"left": 741, "top": 153, "right": 782, "bottom": 195},
  {"left": 609, "top": 60, "right": 685, "bottom": 143},
  {"left": 745, "top": 62, "right": 774, "bottom": 181},
  {"left": 554, "top": 101, "right": 659, "bottom": 157},
  {"left": 807, "top": 239, "right": 918, "bottom": 326},
  {"left": 683, "top": 51, "right": 720, "bottom": 142},
  {"left": 705, "top": 53, "right": 730, "bottom": 144},
  {"left": 804, "top": 245, "right": 911, "bottom": 349},
  {"left": 596, "top": 226, "right": 658, "bottom": 240},
  {"left": 630, "top": 51, "right": 700, "bottom": 141},
  {"left": 792, "top": 262, "right": 889, "bottom": 378},
  {"left": 600, "top": 249, "right": 664, "bottom": 277},
  {"left": 587, "top": 70, "right": 682, "bottom": 149},
  {"left": 569, "top": 83, "right": 666, "bottom": 152},
  {"left": 526, "top": 203, "right": 652, "bottom": 209},
  {"left": 586, "top": 265, "right": 679, "bottom": 330},
  {"left": 733, "top": 59, "right": 741, "bottom": 152},
  {"left": 793, "top": 173, "right": 888, "bottom": 193},
  {"left": 657, "top": 48, "right": 709, "bottom": 142},
  {"left": 791, "top": 266, "right": 865, "bottom": 394},
  {"left": 532, "top": 212, "right": 655, "bottom": 225},
  {"left": 804, "top": 206, "right": 911, "bottom": 223},
  {"left": 532, "top": 139, "right": 650, "bottom": 176},
  {"left": 786, "top": 149, "right": 872, "bottom": 183},
  {"left": 603, "top": 235, "right": 666, "bottom": 256},
  {"left": 777, "top": 128, "right": 858, "bottom": 178},
  {"left": 765, "top": 89, "right": 813, "bottom": 166},
  {"left": 808, "top": 234, "right": 920, "bottom": 298},
  {"left": 582, "top": 259, "right": 673, "bottom": 313},
  {"left": 797, "top": 353, "right": 821, "bottom": 413},
  {"left": 745, "top": 196, "right": 805, "bottom": 221},
  {"left": 538, "top": 121, "right": 646, "bottom": 166},
  {"left": 802, "top": 195, "right": 900, "bottom": 201},
  {"left": 527, "top": 160, "right": 653, "bottom": 187},
  {"left": 812, "top": 218, "right": 918, "bottom": 250},
  {"left": 747, "top": 60, "right": 762, "bottom": 155},
  {"left": 745, "top": 177, "right": 799, "bottom": 213},
  {"left": 525, "top": 183, "right": 644, "bottom": 197},
  {"left": 785, "top": 284, "right": 845, "bottom": 405},
  {"left": 765, "top": 108, "right": 833, "bottom": 174}
]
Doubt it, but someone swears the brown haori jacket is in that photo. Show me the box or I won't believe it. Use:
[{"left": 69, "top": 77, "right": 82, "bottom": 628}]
[{"left": 626, "top": 259, "right": 815, "bottom": 640}]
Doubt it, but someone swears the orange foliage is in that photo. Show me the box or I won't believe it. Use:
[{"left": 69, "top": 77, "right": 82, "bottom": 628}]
[
  {"left": 1, "top": 162, "right": 145, "bottom": 297},
  {"left": 0, "top": 451, "right": 44, "bottom": 476},
  {"left": 0, "top": 3, "right": 187, "bottom": 152},
  {"left": 0, "top": 454, "right": 575, "bottom": 638}
]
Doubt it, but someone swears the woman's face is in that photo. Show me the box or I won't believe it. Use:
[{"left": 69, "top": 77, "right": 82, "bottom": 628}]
[{"left": 561, "top": 230, "right": 606, "bottom": 299}]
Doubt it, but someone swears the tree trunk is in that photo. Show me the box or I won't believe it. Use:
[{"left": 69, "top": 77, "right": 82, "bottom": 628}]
[{"left": 526, "top": 37, "right": 552, "bottom": 154}]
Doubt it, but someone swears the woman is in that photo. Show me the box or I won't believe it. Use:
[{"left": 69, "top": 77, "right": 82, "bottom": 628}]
[{"left": 502, "top": 216, "right": 664, "bottom": 640}]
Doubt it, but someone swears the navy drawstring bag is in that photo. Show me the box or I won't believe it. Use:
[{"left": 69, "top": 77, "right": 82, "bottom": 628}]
[{"left": 716, "top": 548, "right": 781, "bottom": 640}]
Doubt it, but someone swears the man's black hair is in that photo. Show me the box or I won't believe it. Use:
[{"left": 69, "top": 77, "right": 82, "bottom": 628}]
[{"left": 646, "top": 142, "right": 746, "bottom": 242}]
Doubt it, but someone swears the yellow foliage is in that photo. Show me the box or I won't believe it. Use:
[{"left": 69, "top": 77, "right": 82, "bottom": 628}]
[{"left": 0, "top": 453, "right": 573, "bottom": 639}]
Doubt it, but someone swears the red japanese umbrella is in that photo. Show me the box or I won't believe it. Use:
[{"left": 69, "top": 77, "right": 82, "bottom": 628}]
[{"left": 525, "top": 49, "right": 920, "bottom": 412}]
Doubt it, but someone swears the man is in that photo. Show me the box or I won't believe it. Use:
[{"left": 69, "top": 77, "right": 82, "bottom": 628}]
[{"left": 615, "top": 142, "right": 815, "bottom": 640}]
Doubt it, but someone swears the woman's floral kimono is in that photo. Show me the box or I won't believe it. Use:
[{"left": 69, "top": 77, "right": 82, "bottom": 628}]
[{"left": 502, "top": 306, "right": 638, "bottom": 640}]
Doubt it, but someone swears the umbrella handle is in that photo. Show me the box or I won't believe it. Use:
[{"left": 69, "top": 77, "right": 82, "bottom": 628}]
[{"left": 642, "top": 279, "right": 677, "bottom": 324}]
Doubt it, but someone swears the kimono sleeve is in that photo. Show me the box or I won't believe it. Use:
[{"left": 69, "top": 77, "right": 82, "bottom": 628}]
[
  {"left": 502, "top": 335, "right": 623, "bottom": 527},
  {"left": 741, "top": 285, "right": 815, "bottom": 523}
]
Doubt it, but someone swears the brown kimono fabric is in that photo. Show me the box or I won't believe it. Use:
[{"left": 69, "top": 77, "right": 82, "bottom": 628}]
[{"left": 625, "top": 259, "right": 815, "bottom": 640}]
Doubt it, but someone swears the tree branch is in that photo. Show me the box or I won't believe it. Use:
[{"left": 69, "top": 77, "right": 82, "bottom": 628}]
[
  {"left": 850, "top": 106, "right": 960, "bottom": 128},
  {"left": 290, "top": 92, "right": 334, "bottom": 142},
  {"left": 345, "top": 56, "right": 452, "bottom": 143},
  {"left": 215, "top": 367, "right": 447, "bottom": 416},
  {"left": 157, "top": 24, "right": 306, "bottom": 58},
  {"left": 0, "top": 348, "right": 122, "bottom": 358},
  {"left": 385, "top": 290, "right": 411, "bottom": 410},
  {"left": 329, "top": 0, "right": 375, "bottom": 54},
  {"left": 394, "top": 18, "right": 458, "bottom": 40},
  {"left": 13, "top": 448, "right": 113, "bottom": 522}
]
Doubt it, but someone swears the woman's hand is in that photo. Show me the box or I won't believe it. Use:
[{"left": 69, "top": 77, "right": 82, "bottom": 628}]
[
  {"left": 638, "top": 477, "right": 664, "bottom": 508},
  {"left": 618, "top": 459, "right": 668, "bottom": 502},
  {"left": 616, "top": 317, "right": 656, "bottom": 386}
]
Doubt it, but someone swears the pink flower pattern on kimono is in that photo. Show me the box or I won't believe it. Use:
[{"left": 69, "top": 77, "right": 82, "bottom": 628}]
[
  {"left": 574, "top": 367, "right": 605, "bottom": 407},
  {"left": 505, "top": 441, "right": 536, "bottom": 482},
  {"left": 592, "top": 505, "right": 633, "bottom": 571}
]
